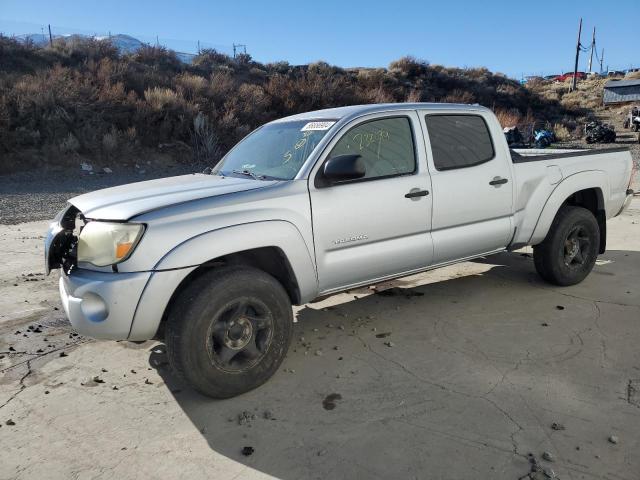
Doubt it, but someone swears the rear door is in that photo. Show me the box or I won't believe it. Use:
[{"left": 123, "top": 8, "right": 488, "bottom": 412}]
[
  {"left": 420, "top": 111, "right": 514, "bottom": 264},
  {"left": 309, "top": 111, "right": 433, "bottom": 293}
]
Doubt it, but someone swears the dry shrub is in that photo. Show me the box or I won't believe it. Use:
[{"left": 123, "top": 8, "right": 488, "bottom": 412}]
[
  {"left": 132, "top": 45, "right": 181, "bottom": 71},
  {"left": 60, "top": 132, "right": 80, "bottom": 153},
  {"left": 442, "top": 89, "right": 475, "bottom": 104},
  {"left": 366, "top": 85, "right": 395, "bottom": 103},
  {"left": 405, "top": 89, "right": 422, "bottom": 103},
  {"left": 494, "top": 108, "right": 522, "bottom": 127},
  {"left": 0, "top": 34, "right": 583, "bottom": 173},
  {"left": 193, "top": 49, "right": 233, "bottom": 69},
  {"left": 553, "top": 123, "right": 571, "bottom": 141},
  {"left": 102, "top": 130, "right": 119, "bottom": 153},
  {"left": 265, "top": 61, "right": 290, "bottom": 74},
  {"left": 51, "top": 36, "right": 119, "bottom": 63},
  {"left": 176, "top": 73, "right": 207, "bottom": 100},
  {"left": 144, "top": 87, "right": 181, "bottom": 110},
  {"left": 192, "top": 112, "right": 221, "bottom": 163},
  {"left": 389, "top": 56, "right": 428, "bottom": 77}
]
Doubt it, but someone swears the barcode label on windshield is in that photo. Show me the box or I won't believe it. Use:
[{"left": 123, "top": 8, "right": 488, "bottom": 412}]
[{"left": 301, "top": 121, "right": 336, "bottom": 131}]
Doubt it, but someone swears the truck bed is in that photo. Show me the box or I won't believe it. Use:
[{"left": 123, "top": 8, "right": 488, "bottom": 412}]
[{"left": 508, "top": 145, "right": 633, "bottom": 249}]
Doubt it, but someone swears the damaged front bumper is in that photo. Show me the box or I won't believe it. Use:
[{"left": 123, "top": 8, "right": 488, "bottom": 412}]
[
  {"left": 46, "top": 205, "right": 150, "bottom": 340},
  {"left": 46, "top": 207, "right": 188, "bottom": 341},
  {"left": 59, "top": 269, "right": 151, "bottom": 340}
]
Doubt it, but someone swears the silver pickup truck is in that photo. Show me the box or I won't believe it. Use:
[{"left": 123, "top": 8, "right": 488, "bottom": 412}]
[{"left": 45, "top": 103, "right": 635, "bottom": 398}]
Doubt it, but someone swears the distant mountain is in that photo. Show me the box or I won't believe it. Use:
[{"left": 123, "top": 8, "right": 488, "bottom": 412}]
[
  {"left": 93, "top": 34, "right": 144, "bottom": 54},
  {"left": 12, "top": 32, "right": 194, "bottom": 63}
]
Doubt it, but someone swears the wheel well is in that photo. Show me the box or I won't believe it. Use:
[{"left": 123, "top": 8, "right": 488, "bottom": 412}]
[
  {"left": 563, "top": 187, "right": 606, "bottom": 253},
  {"left": 154, "top": 247, "right": 301, "bottom": 340}
]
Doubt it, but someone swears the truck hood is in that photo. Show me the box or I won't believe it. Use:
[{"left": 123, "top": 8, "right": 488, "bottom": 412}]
[{"left": 69, "top": 174, "right": 277, "bottom": 220}]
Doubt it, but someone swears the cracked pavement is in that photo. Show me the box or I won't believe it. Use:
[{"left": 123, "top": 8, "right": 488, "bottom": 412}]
[{"left": 0, "top": 200, "right": 639, "bottom": 480}]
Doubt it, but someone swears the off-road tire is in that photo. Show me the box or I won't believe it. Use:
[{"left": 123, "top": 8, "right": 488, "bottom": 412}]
[
  {"left": 533, "top": 206, "right": 600, "bottom": 286},
  {"left": 166, "top": 265, "right": 293, "bottom": 398}
]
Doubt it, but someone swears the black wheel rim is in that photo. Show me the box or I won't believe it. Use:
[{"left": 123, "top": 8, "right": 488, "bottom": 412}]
[
  {"left": 563, "top": 225, "right": 591, "bottom": 268},
  {"left": 206, "top": 298, "right": 274, "bottom": 373}
]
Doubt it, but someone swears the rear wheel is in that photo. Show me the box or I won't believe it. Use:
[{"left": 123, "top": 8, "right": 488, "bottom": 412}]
[
  {"left": 166, "top": 265, "right": 293, "bottom": 398},
  {"left": 533, "top": 206, "right": 600, "bottom": 286}
]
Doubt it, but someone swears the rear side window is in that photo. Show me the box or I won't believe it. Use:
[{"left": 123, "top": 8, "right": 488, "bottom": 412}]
[
  {"left": 329, "top": 117, "right": 416, "bottom": 180},
  {"left": 425, "top": 115, "right": 495, "bottom": 171}
]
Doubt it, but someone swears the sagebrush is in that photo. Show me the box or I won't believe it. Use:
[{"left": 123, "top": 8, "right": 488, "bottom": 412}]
[{"left": 0, "top": 36, "right": 581, "bottom": 173}]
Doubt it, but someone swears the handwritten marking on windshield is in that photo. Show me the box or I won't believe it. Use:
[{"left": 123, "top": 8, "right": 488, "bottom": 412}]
[{"left": 352, "top": 129, "right": 390, "bottom": 151}]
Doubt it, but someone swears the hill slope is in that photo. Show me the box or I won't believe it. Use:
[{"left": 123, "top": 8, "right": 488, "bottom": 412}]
[{"left": 0, "top": 36, "right": 582, "bottom": 173}]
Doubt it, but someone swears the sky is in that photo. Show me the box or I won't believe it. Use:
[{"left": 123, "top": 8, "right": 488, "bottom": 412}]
[{"left": 1, "top": 0, "right": 638, "bottom": 78}]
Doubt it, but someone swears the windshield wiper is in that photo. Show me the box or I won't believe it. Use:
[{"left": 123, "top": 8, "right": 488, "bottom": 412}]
[{"left": 231, "top": 169, "right": 266, "bottom": 180}]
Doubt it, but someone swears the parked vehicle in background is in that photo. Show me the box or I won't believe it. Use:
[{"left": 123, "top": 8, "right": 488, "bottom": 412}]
[
  {"left": 45, "top": 103, "right": 635, "bottom": 398},
  {"left": 585, "top": 120, "right": 617, "bottom": 143},
  {"left": 534, "top": 129, "right": 556, "bottom": 148},
  {"left": 503, "top": 126, "right": 524, "bottom": 146},
  {"left": 623, "top": 106, "right": 640, "bottom": 132},
  {"left": 556, "top": 71, "right": 587, "bottom": 82}
]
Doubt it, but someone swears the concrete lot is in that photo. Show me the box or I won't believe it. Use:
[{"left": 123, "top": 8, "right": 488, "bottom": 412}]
[{"left": 0, "top": 200, "right": 639, "bottom": 480}]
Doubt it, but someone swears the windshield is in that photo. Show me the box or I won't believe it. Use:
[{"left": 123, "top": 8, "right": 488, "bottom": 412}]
[{"left": 214, "top": 120, "right": 335, "bottom": 180}]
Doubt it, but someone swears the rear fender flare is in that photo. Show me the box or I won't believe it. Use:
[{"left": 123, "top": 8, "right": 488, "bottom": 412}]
[{"left": 529, "top": 170, "right": 608, "bottom": 245}]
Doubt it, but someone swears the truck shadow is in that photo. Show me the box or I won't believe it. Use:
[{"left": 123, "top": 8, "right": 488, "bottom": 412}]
[{"left": 149, "top": 249, "right": 639, "bottom": 479}]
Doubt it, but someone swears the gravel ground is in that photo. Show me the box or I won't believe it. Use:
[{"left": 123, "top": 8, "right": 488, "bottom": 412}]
[{"left": 1, "top": 204, "right": 639, "bottom": 479}]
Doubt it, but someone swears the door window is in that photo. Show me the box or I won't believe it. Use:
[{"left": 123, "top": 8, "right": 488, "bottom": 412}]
[
  {"left": 328, "top": 117, "right": 416, "bottom": 180},
  {"left": 425, "top": 115, "right": 495, "bottom": 171}
]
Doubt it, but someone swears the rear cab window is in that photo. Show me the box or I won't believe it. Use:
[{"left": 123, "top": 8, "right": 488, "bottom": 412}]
[{"left": 425, "top": 114, "right": 495, "bottom": 171}]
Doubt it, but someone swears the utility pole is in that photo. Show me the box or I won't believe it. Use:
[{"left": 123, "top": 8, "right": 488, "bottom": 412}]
[
  {"left": 48, "top": 24, "right": 53, "bottom": 47},
  {"left": 600, "top": 48, "right": 604, "bottom": 73},
  {"left": 587, "top": 26, "right": 595, "bottom": 73},
  {"left": 571, "top": 18, "right": 582, "bottom": 91},
  {"left": 197, "top": 40, "right": 200, "bottom": 54}
]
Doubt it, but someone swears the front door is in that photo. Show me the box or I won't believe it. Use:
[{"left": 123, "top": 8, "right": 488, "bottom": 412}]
[{"left": 309, "top": 112, "right": 433, "bottom": 293}]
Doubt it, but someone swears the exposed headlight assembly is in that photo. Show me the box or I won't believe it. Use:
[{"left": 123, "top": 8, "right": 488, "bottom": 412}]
[{"left": 77, "top": 222, "right": 145, "bottom": 267}]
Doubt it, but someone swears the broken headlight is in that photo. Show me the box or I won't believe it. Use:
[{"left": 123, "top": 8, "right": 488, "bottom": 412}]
[{"left": 77, "top": 222, "right": 145, "bottom": 267}]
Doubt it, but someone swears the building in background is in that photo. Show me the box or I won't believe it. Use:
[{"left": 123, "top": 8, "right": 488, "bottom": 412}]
[{"left": 603, "top": 79, "right": 640, "bottom": 105}]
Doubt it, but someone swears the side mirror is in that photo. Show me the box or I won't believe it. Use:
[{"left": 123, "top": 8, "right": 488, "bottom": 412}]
[{"left": 320, "top": 154, "right": 365, "bottom": 186}]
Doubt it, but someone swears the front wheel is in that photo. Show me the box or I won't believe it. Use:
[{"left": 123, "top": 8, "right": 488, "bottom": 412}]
[
  {"left": 166, "top": 265, "right": 293, "bottom": 398},
  {"left": 533, "top": 206, "right": 600, "bottom": 286}
]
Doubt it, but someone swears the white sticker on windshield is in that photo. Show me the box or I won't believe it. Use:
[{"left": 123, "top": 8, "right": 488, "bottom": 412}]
[{"left": 301, "top": 121, "right": 336, "bottom": 131}]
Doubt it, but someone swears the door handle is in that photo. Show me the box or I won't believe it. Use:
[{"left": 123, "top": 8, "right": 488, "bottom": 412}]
[
  {"left": 405, "top": 189, "right": 429, "bottom": 198},
  {"left": 489, "top": 177, "right": 508, "bottom": 186}
]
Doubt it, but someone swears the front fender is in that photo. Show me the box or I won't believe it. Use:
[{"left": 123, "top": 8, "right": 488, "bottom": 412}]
[
  {"left": 127, "top": 220, "right": 318, "bottom": 340},
  {"left": 528, "top": 170, "right": 608, "bottom": 245}
]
